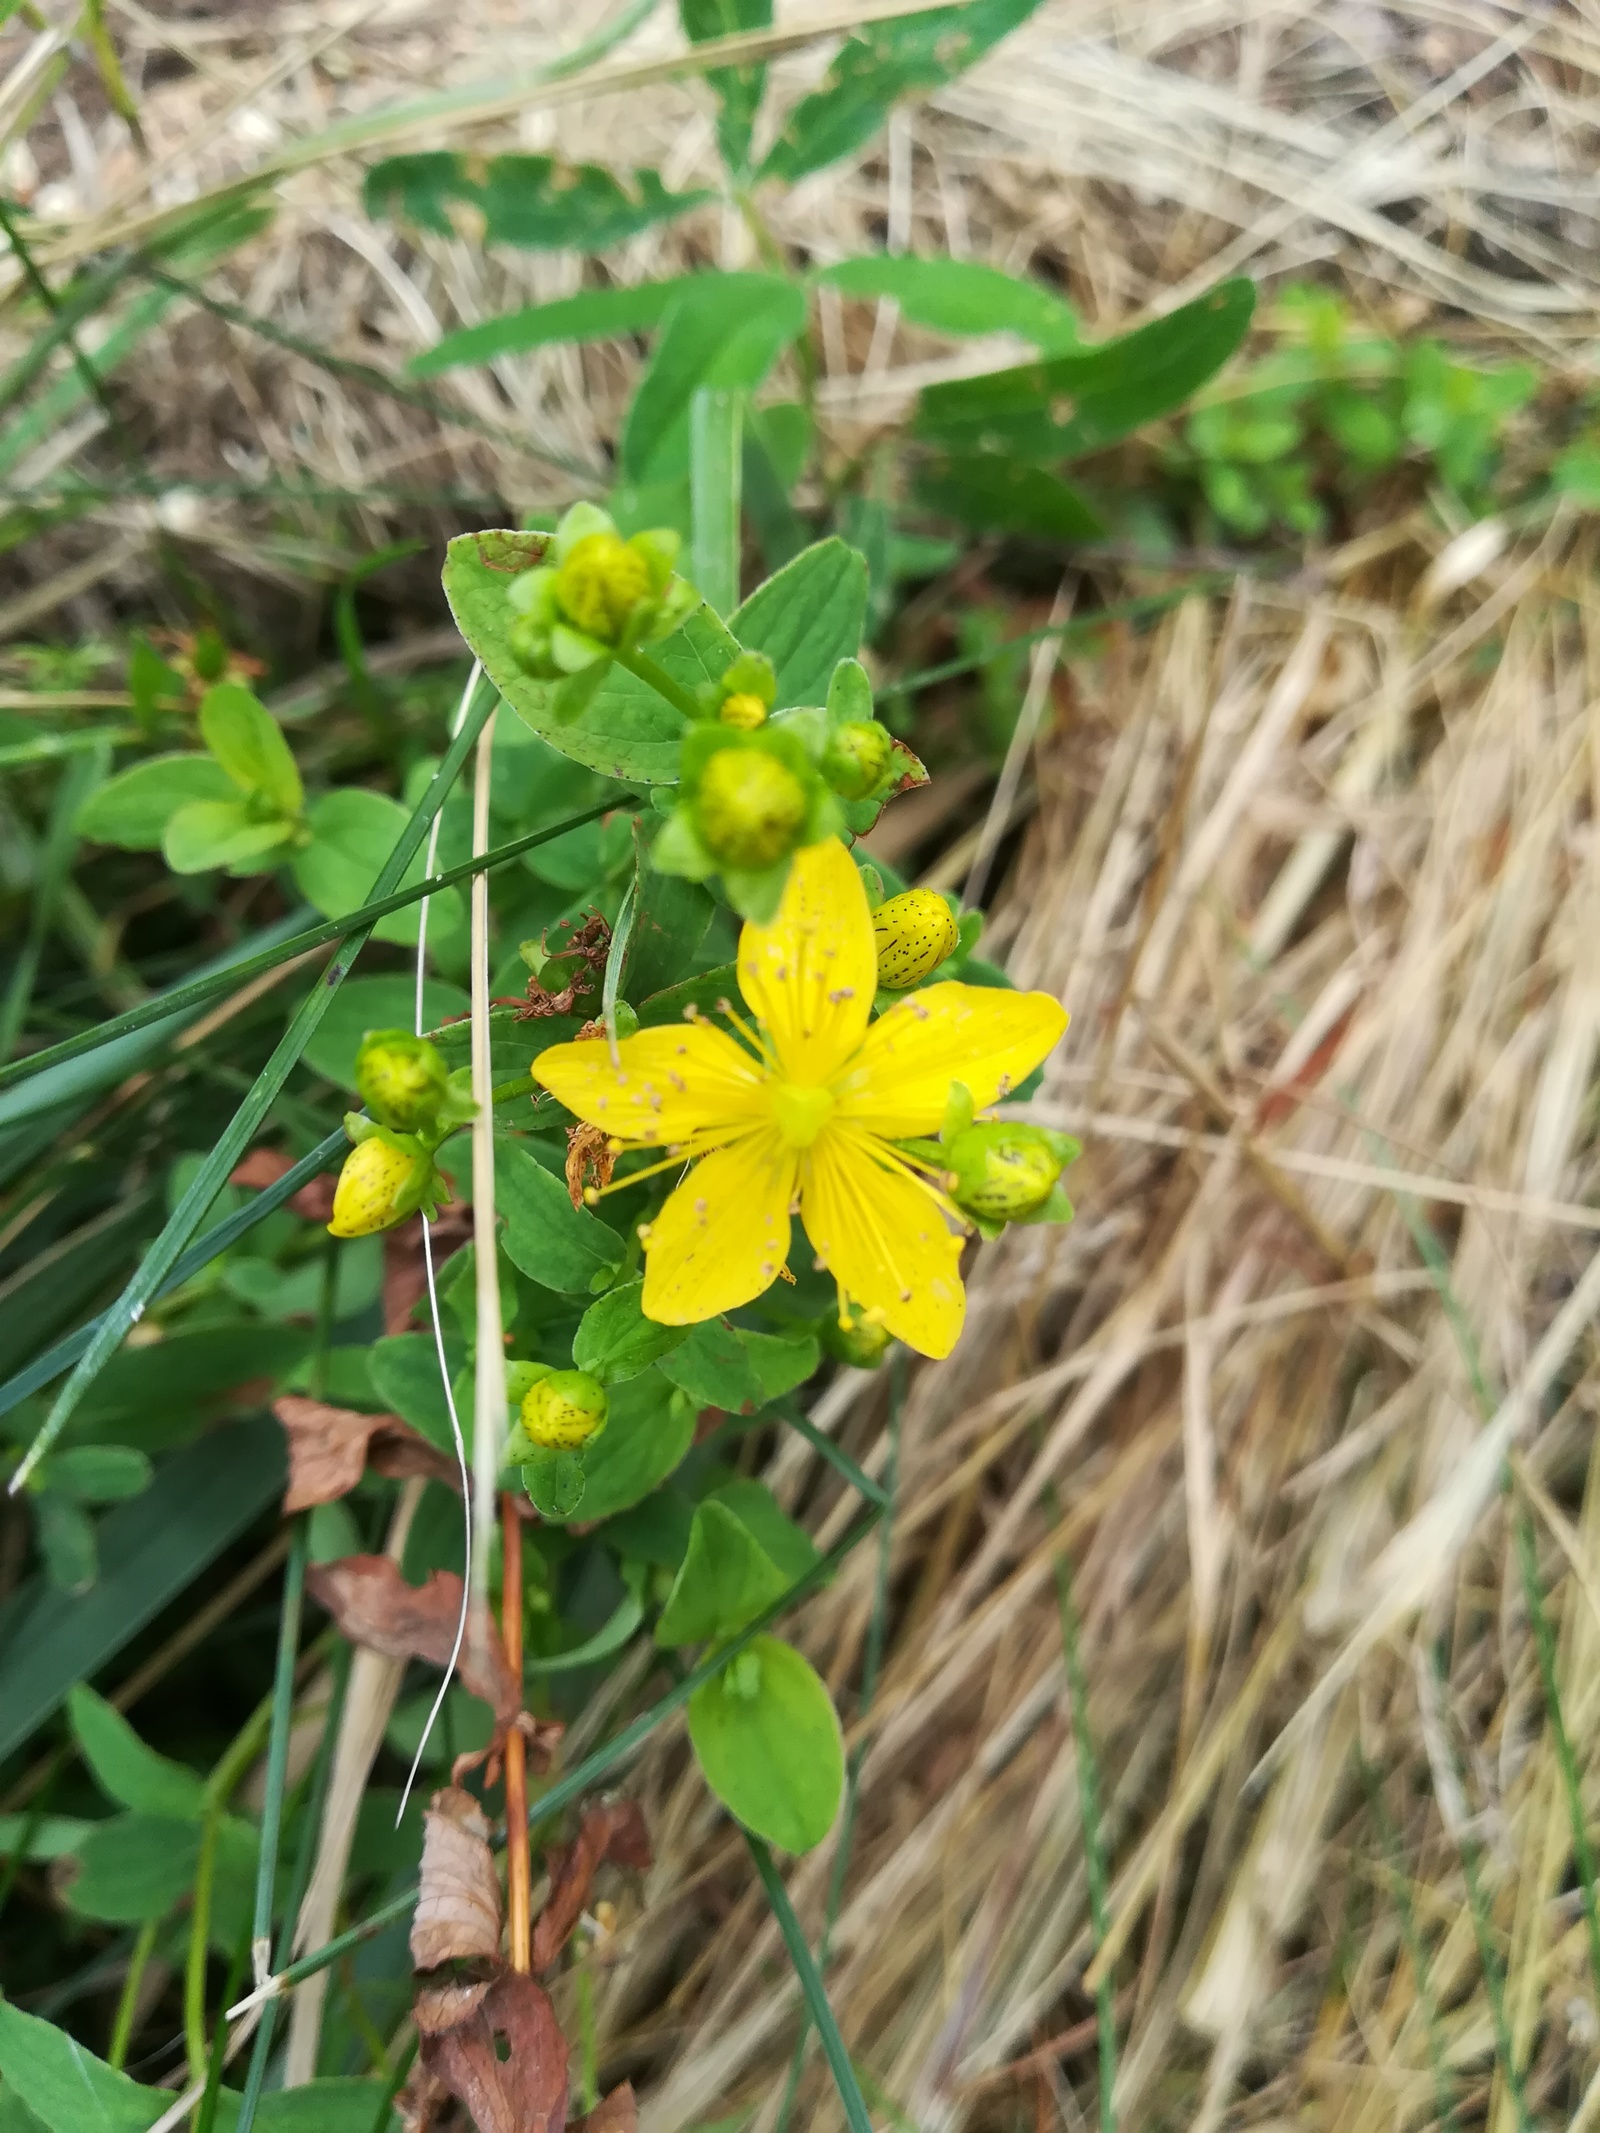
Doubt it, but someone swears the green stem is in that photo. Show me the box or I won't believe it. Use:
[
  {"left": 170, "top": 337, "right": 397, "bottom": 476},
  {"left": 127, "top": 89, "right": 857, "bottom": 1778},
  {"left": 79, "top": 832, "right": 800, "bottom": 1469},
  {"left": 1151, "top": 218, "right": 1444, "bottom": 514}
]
[
  {"left": 185, "top": 1812, "right": 221, "bottom": 2085},
  {"left": 109, "top": 1917, "right": 159, "bottom": 2069},
  {"left": 612, "top": 646, "right": 701, "bottom": 724},
  {"left": 747, "top": 1835, "right": 873, "bottom": 2133}
]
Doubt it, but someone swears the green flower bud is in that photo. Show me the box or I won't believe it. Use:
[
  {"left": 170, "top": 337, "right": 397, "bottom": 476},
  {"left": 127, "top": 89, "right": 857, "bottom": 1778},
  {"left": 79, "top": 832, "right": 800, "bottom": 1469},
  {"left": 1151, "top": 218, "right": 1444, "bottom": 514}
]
[
  {"left": 354, "top": 1029, "right": 449, "bottom": 1135},
  {"left": 719, "top": 691, "right": 768, "bottom": 730},
  {"left": 694, "top": 745, "right": 810, "bottom": 871},
  {"left": 873, "top": 889, "right": 959, "bottom": 988},
  {"left": 520, "top": 1369, "right": 609, "bottom": 1451},
  {"left": 945, "top": 1123, "right": 1066, "bottom": 1224},
  {"left": 821, "top": 1307, "right": 892, "bottom": 1370},
  {"left": 328, "top": 1136, "right": 432, "bottom": 1238},
  {"left": 556, "top": 532, "right": 652, "bottom": 643},
  {"left": 822, "top": 719, "right": 894, "bottom": 801}
]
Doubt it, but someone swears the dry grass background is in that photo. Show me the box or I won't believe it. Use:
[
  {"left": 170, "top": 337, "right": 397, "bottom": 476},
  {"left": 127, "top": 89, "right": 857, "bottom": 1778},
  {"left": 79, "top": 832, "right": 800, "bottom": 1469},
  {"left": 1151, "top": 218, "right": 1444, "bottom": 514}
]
[{"left": 7, "top": 0, "right": 1600, "bottom": 2127}]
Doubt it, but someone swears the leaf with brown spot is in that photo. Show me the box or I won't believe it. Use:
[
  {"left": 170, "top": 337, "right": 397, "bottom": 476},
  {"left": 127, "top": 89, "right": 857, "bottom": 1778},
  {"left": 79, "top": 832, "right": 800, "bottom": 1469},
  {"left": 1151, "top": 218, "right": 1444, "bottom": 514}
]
[
  {"left": 230, "top": 1146, "right": 337, "bottom": 1222},
  {"left": 531, "top": 1801, "right": 650, "bottom": 1973},
  {"left": 475, "top": 528, "right": 551, "bottom": 573},
  {"left": 412, "top": 1786, "right": 501, "bottom": 1970},
  {"left": 418, "top": 1967, "right": 569, "bottom": 2133},
  {"left": 306, "top": 1555, "right": 519, "bottom": 1726},
  {"left": 273, "top": 1396, "right": 456, "bottom": 1513}
]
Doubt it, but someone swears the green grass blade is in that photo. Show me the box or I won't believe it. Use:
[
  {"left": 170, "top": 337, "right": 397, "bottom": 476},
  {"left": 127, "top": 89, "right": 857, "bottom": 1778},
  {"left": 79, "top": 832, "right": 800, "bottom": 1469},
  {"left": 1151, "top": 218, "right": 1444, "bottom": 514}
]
[
  {"left": 0, "top": 796, "right": 634, "bottom": 1098},
  {"left": 0, "top": 1126, "right": 345, "bottom": 1423},
  {"left": 252, "top": 1518, "right": 308, "bottom": 1963},
  {"left": 690, "top": 384, "right": 744, "bottom": 617},
  {"left": 7, "top": 672, "right": 497, "bottom": 1493},
  {"left": 0, "top": 743, "right": 108, "bottom": 1062},
  {"left": 229, "top": 1507, "right": 885, "bottom": 2016},
  {"left": 747, "top": 1834, "right": 873, "bottom": 2133}
]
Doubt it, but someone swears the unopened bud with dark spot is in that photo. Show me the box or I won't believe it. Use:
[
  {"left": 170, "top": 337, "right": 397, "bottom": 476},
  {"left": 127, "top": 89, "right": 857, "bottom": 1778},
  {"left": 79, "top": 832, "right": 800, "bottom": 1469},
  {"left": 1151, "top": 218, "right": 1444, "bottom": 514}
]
[
  {"left": 520, "top": 1369, "right": 609, "bottom": 1450},
  {"left": 873, "top": 889, "right": 959, "bottom": 989},
  {"left": 328, "top": 1137, "right": 433, "bottom": 1239},
  {"left": 355, "top": 1029, "right": 449, "bottom": 1134},
  {"left": 945, "top": 1122, "right": 1070, "bottom": 1225}
]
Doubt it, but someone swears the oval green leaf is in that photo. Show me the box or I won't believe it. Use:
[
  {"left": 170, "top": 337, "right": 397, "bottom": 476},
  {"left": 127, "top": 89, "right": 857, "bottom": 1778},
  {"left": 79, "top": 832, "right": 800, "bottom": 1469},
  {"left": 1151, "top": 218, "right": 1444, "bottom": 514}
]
[{"left": 688, "top": 1635, "right": 844, "bottom": 1853}]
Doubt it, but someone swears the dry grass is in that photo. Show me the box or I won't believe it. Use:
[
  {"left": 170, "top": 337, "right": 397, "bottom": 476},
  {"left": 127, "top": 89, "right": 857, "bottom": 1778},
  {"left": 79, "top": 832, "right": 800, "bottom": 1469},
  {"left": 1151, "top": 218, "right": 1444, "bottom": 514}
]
[{"left": 7, "top": 0, "right": 1600, "bottom": 2126}]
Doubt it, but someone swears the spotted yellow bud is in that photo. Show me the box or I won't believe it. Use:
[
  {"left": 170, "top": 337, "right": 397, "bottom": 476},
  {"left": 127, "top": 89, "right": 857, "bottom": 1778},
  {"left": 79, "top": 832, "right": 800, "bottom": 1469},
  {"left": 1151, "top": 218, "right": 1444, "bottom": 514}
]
[
  {"left": 946, "top": 1124, "right": 1064, "bottom": 1224},
  {"left": 520, "top": 1369, "right": 609, "bottom": 1451},
  {"left": 694, "top": 746, "right": 810, "bottom": 871},
  {"left": 822, "top": 719, "right": 893, "bottom": 801},
  {"left": 555, "top": 532, "right": 652, "bottom": 643},
  {"left": 328, "top": 1137, "right": 428, "bottom": 1239},
  {"left": 873, "top": 889, "right": 959, "bottom": 989},
  {"left": 355, "top": 1029, "right": 448, "bottom": 1134},
  {"left": 719, "top": 691, "right": 768, "bottom": 731}
]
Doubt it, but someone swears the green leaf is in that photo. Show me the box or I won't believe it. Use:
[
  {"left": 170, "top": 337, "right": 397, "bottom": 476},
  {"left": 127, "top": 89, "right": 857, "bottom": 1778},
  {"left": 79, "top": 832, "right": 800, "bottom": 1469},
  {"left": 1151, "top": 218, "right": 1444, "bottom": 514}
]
[
  {"left": 444, "top": 529, "right": 741, "bottom": 782},
  {"left": 199, "top": 681, "right": 303, "bottom": 813},
  {"left": 301, "top": 974, "right": 470, "bottom": 1092},
  {"left": 366, "top": 151, "right": 708, "bottom": 250},
  {"left": 740, "top": 1327, "right": 820, "bottom": 1404},
  {"left": 573, "top": 1277, "right": 690, "bottom": 1384},
  {"left": 523, "top": 1446, "right": 586, "bottom": 1519},
  {"left": 0, "top": 1998, "right": 168, "bottom": 2132},
  {"left": 680, "top": 0, "right": 772, "bottom": 174},
  {"left": 46, "top": 1445, "right": 153, "bottom": 1503},
  {"left": 411, "top": 275, "right": 701, "bottom": 377},
  {"left": 617, "top": 847, "right": 715, "bottom": 1003},
  {"left": 915, "top": 280, "right": 1258, "bottom": 462},
  {"left": 368, "top": 1330, "right": 466, "bottom": 1453},
  {"left": 0, "top": 1416, "right": 287, "bottom": 1766},
  {"left": 707, "top": 1479, "right": 822, "bottom": 1583},
  {"left": 34, "top": 1495, "right": 96, "bottom": 1594},
  {"left": 815, "top": 256, "right": 1078, "bottom": 350},
  {"left": 659, "top": 1317, "right": 769, "bottom": 1413},
  {"left": 162, "top": 799, "right": 294, "bottom": 876},
  {"left": 74, "top": 1326, "right": 313, "bottom": 1451},
  {"left": 525, "top": 1587, "right": 644, "bottom": 1674},
  {"left": 75, "top": 754, "right": 233, "bottom": 849},
  {"left": 64, "top": 1811, "right": 202, "bottom": 1923},
  {"left": 573, "top": 1369, "right": 696, "bottom": 1522},
  {"left": 495, "top": 1138, "right": 625, "bottom": 1293},
  {"left": 620, "top": 275, "right": 806, "bottom": 483},
  {"left": 68, "top": 1683, "right": 207, "bottom": 1816},
  {"left": 915, "top": 453, "right": 1104, "bottom": 539},
  {"left": 759, "top": 0, "right": 1046, "bottom": 184},
  {"left": 293, "top": 788, "right": 463, "bottom": 948},
  {"left": 247, "top": 2080, "right": 401, "bottom": 2130},
  {"left": 656, "top": 1499, "right": 789, "bottom": 1645},
  {"left": 730, "top": 538, "right": 868, "bottom": 711},
  {"left": 688, "top": 1635, "right": 844, "bottom": 1852},
  {"left": 1554, "top": 443, "right": 1600, "bottom": 507}
]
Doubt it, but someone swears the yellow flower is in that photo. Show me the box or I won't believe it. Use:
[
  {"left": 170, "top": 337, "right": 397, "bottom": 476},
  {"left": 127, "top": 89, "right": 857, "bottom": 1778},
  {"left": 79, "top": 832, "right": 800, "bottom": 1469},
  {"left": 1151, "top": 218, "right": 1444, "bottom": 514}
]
[{"left": 532, "top": 839, "right": 1067, "bottom": 1358}]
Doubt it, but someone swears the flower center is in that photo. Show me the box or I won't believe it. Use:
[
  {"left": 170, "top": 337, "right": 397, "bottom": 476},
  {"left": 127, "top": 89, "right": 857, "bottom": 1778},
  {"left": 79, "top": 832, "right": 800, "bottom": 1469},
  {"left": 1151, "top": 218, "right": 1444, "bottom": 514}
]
[{"left": 770, "top": 1080, "right": 835, "bottom": 1148}]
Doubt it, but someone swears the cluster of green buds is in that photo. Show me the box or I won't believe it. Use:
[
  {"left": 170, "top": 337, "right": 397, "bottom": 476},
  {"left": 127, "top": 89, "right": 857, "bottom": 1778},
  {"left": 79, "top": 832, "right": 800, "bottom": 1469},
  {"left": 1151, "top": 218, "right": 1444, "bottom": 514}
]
[
  {"left": 918, "top": 1081, "right": 1079, "bottom": 1241},
  {"left": 653, "top": 655, "right": 923, "bottom": 923},
  {"left": 327, "top": 1030, "right": 477, "bottom": 1239},
  {"left": 505, "top": 502, "right": 696, "bottom": 683}
]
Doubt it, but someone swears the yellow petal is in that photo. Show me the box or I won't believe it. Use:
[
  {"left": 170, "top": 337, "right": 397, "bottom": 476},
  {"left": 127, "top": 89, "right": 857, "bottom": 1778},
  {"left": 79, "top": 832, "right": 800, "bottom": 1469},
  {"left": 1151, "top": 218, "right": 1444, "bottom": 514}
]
[
  {"left": 737, "top": 837, "right": 876, "bottom": 1086},
  {"left": 836, "top": 983, "right": 1068, "bottom": 1138},
  {"left": 532, "top": 1023, "right": 766, "bottom": 1147},
  {"left": 800, "top": 1129, "right": 965, "bottom": 1359},
  {"left": 641, "top": 1132, "right": 798, "bottom": 1324}
]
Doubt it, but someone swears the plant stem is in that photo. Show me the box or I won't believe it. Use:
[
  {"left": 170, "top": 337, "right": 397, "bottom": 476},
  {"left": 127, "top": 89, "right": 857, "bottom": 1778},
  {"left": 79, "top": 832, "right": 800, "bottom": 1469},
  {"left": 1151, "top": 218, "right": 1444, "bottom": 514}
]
[
  {"left": 109, "top": 1917, "right": 159, "bottom": 2069},
  {"left": 612, "top": 646, "right": 701, "bottom": 724},
  {"left": 502, "top": 1490, "right": 531, "bottom": 1973}
]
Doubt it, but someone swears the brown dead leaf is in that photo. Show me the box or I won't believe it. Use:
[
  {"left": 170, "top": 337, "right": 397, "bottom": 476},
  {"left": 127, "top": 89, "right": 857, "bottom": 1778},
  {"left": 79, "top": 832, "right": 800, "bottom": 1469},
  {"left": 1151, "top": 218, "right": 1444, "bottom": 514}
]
[
  {"left": 306, "top": 1555, "right": 519, "bottom": 1727},
  {"left": 273, "top": 1396, "right": 455, "bottom": 1514},
  {"left": 412, "top": 1786, "right": 501, "bottom": 1970},
  {"left": 230, "top": 1146, "right": 336, "bottom": 1223},
  {"left": 531, "top": 1801, "right": 651, "bottom": 1974},
  {"left": 418, "top": 1967, "right": 569, "bottom": 2133},
  {"left": 571, "top": 2085, "right": 637, "bottom": 2133},
  {"left": 563, "top": 1122, "right": 615, "bottom": 1212},
  {"left": 395, "top": 2053, "right": 453, "bottom": 2133}
]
